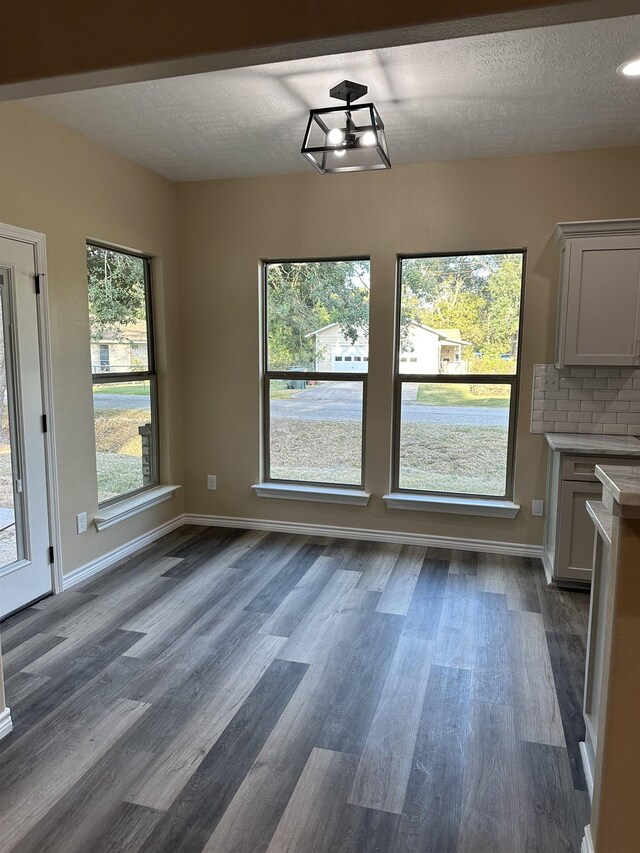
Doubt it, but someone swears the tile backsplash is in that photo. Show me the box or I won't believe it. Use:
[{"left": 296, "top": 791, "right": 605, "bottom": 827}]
[{"left": 531, "top": 365, "right": 640, "bottom": 436}]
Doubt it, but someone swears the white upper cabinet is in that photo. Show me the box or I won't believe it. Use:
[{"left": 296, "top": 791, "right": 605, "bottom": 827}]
[{"left": 554, "top": 219, "right": 640, "bottom": 367}]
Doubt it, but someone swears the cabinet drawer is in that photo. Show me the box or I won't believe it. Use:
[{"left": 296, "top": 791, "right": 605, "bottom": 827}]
[{"left": 562, "top": 455, "right": 640, "bottom": 483}]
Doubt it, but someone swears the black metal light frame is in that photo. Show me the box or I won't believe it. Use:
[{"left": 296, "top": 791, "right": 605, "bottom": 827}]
[{"left": 301, "top": 80, "right": 391, "bottom": 174}]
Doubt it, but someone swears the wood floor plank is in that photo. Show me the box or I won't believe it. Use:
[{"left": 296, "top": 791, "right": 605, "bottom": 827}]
[
  {"left": 457, "top": 700, "right": 524, "bottom": 853},
  {"left": 278, "top": 568, "right": 362, "bottom": 663},
  {"left": 470, "top": 591, "right": 512, "bottom": 706},
  {"left": 432, "top": 574, "right": 481, "bottom": 670},
  {"left": 0, "top": 591, "right": 98, "bottom": 653},
  {"left": 353, "top": 542, "right": 403, "bottom": 592},
  {"left": 267, "top": 747, "right": 358, "bottom": 853},
  {"left": 545, "top": 629, "right": 588, "bottom": 790},
  {"left": 259, "top": 555, "right": 338, "bottom": 638},
  {"left": 400, "top": 549, "right": 449, "bottom": 639},
  {"left": 9, "top": 746, "right": 159, "bottom": 853},
  {"left": 140, "top": 658, "right": 308, "bottom": 853},
  {"left": 477, "top": 553, "right": 541, "bottom": 613},
  {"left": 316, "top": 611, "right": 402, "bottom": 756},
  {"left": 449, "top": 549, "right": 478, "bottom": 575},
  {"left": 2, "top": 632, "right": 67, "bottom": 678},
  {"left": 203, "top": 610, "right": 371, "bottom": 852},
  {"left": 3, "top": 671, "right": 50, "bottom": 706},
  {"left": 536, "top": 572, "right": 590, "bottom": 637},
  {"left": 517, "top": 740, "right": 590, "bottom": 852},
  {"left": 0, "top": 697, "right": 150, "bottom": 853},
  {"left": 396, "top": 665, "right": 472, "bottom": 853},
  {"left": 348, "top": 634, "right": 433, "bottom": 814},
  {"left": 375, "top": 545, "right": 426, "bottom": 616},
  {"left": 125, "top": 633, "right": 286, "bottom": 810},
  {"left": 244, "top": 542, "right": 327, "bottom": 613},
  {"left": 509, "top": 610, "right": 566, "bottom": 747}
]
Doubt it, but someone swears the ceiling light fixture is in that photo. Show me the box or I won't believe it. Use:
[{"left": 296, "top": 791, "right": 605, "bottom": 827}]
[
  {"left": 301, "top": 80, "right": 391, "bottom": 174},
  {"left": 617, "top": 58, "right": 640, "bottom": 77}
]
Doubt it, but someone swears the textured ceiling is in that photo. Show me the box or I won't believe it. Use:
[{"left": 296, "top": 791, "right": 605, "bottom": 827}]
[{"left": 22, "top": 15, "right": 640, "bottom": 182}]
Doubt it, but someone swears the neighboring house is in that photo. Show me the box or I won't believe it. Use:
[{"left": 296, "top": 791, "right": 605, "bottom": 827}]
[
  {"left": 90, "top": 321, "right": 148, "bottom": 374},
  {"left": 306, "top": 321, "right": 470, "bottom": 374}
]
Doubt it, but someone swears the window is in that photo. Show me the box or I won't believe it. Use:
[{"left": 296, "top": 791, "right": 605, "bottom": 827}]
[
  {"left": 394, "top": 251, "right": 524, "bottom": 498},
  {"left": 87, "top": 243, "right": 158, "bottom": 504},
  {"left": 263, "top": 258, "right": 370, "bottom": 487}
]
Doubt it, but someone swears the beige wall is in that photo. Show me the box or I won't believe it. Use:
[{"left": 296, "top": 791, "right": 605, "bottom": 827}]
[
  {"left": 177, "top": 146, "right": 640, "bottom": 547},
  {"left": 0, "top": 102, "right": 185, "bottom": 574}
]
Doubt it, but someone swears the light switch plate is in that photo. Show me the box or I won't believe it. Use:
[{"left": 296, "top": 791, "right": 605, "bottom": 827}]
[{"left": 76, "top": 511, "right": 88, "bottom": 534}]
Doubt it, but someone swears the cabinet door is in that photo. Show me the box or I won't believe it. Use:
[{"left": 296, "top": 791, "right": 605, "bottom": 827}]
[
  {"left": 563, "top": 235, "right": 640, "bottom": 366},
  {"left": 556, "top": 479, "right": 602, "bottom": 583}
]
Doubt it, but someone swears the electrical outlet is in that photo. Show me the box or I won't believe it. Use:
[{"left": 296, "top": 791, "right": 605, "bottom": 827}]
[
  {"left": 207, "top": 474, "right": 217, "bottom": 491},
  {"left": 532, "top": 500, "right": 544, "bottom": 517},
  {"left": 540, "top": 373, "right": 558, "bottom": 392},
  {"left": 76, "top": 511, "right": 88, "bottom": 534}
]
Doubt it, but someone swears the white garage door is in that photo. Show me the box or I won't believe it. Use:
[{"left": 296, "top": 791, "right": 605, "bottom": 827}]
[{"left": 332, "top": 345, "right": 369, "bottom": 372}]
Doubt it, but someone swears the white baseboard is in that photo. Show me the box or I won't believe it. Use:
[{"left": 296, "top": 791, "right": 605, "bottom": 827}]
[
  {"left": 182, "top": 513, "right": 544, "bottom": 559},
  {"left": 579, "top": 740, "right": 594, "bottom": 801},
  {"left": 62, "top": 516, "right": 186, "bottom": 590},
  {"left": 0, "top": 707, "right": 13, "bottom": 741},
  {"left": 581, "top": 824, "right": 594, "bottom": 853}
]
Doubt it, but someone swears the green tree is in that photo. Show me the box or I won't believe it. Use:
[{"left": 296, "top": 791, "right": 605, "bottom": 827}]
[
  {"left": 267, "top": 261, "right": 369, "bottom": 370},
  {"left": 87, "top": 245, "right": 146, "bottom": 343}
]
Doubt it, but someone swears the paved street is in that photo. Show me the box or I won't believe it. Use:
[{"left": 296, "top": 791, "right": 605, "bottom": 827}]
[
  {"left": 271, "top": 381, "right": 509, "bottom": 427},
  {"left": 93, "top": 393, "right": 150, "bottom": 410}
]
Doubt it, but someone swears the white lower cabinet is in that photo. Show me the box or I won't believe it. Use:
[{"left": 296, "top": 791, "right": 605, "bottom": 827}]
[{"left": 544, "top": 452, "right": 640, "bottom": 586}]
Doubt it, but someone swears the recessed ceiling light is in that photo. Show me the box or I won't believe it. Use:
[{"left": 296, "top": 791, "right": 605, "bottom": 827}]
[{"left": 617, "top": 58, "right": 640, "bottom": 77}]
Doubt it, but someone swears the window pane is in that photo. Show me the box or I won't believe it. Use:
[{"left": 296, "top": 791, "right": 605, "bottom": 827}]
[
  {"left": 88, "top": 244, "right": 150, "bottom": 374},
  {"left": 398, "top": 383, "right": 512, "bottom": 496},
  {"left": 400, "top": 253, "right": 523, "bottom": 375},
  {"left": 269, "top": 379, "right": 363, "bottom": 485},
  {"left": 266, "top": 260, "right": 370, "bottom": 372},
  {"left": 93, "top": 380, "right": 155, "bottom": 502}
]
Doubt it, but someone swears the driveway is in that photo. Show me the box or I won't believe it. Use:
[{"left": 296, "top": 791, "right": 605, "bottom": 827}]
[{"left": 271, "top": 381, "right": 509, "bottom": 427}]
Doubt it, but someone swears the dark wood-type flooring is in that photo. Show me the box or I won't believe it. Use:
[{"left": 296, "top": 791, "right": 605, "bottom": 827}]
[{"left": 0, "top": 525, "right": 591, "bottom": 852}]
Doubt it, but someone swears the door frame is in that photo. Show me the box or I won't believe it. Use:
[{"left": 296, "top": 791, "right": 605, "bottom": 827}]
[{"left": 0, "top": 222, "right": 63, "bottom": 594}]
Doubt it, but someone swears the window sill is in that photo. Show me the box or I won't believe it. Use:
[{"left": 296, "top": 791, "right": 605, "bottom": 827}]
[
  {"left": 252, "top": 482, "right": 371, "bottom": 506},
  {"left": 94, "top": 485, "right": 181, "bottom": 531},
  {"left": 383, "top": 492, "right": 520, "bottom": 518}
]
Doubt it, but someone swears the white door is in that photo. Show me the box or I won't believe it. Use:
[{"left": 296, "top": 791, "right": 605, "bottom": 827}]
[
  {"left": 332, "top": 344, "right": 368, "bottom": 372},
  {"left": 0, "top": 237, "right": 52, "bottom": 618}
]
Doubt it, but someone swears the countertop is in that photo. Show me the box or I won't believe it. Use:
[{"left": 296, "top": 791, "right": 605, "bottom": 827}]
[
  {"left": 544, "top": 433, "right": 640, "bottom": 456},
  {"left": 596, "top": 464, "right": 640, "bottom": 507}
]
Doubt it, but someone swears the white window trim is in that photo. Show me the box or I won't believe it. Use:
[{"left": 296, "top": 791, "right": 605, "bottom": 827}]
[
  {"left": 252, "top": 482, "right": 370, "bottom": 506},
  {"left": 94, "top": 484, "right": 181, "bottom": 531},
  {"left": 383, "top": 492, "right": 520, "bottom": 518}
]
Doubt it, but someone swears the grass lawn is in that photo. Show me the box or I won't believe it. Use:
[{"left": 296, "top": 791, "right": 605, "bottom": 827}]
[
  {"left": 94, "top": 407, "right": 147, "bottom": 501},
  {"left": 270, "top": 417, "right": 507, "bottom": 495},
  {"left": 415, "top": 384, "right": 510, "bottom": 407},
  {"left": 94, "top": 383, "right": 150, "bottom": 395}
]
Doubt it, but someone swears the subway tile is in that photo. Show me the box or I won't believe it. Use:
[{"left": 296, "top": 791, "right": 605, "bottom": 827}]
[
  {"left": 580, "top": 401, "right": 605, "bottom": 412},
  {"left": 556, "top": 400, "right": 581, "bottom": 411},
  {"left": 595, "top": 369, "right": 621, "bottom": 378},
  {"left": 620, "top": 369, "right": 637, "bottom": 378},
  {"left": 605, "top": 401, "right": 631, "bottom": 413},
  {"left": 633, "top": 378, "right": 640, "bottom": 390},
  {"left": 582, "top": 379, "right": 608, "bottom": 390},
  {"left": 626, "top": 425, "right": 640, "bottom": 436},
  {"left": 570, "top": 368, "right": 596, "bottom": 378},
  {"left": 568, "top": 411, "right": 593, "bottom": 423},
  {"left": 544, "top": 390, "right": 569, "bottom": 400},
  {"left": 531, "top": 421, "right": 546, "bottom": 433},
  {"left": 578, "top": 423, "right": 604, "bottom": 434},
  {"left": 618, "top": 390, "right": 640, "bottom": 401},
  {"left": 591, "top": 413, "right": 618, "bottom": 424},
  {"left": 607, "top": 379, "right": 632, "bottom": 390},
  {"left": 615, "top": 413, "right": 640, "bottom": 424},
  {"left": 544, "top": 410, "right": 567, "bottom": 421},
  {"left": 593, "top": 390, "right": 617, "bottom": 401},
  {"left": 558, "top": 378, "right": 583, "bottom": 389},
  {"left": 559, "top": 423, "right": 579, "bottom": 433},
  {"left": 569, "top": 389, "right": 594, "bottom": 401},
  {"left": 631, "top": 402, "right": 640, "bottom": 413},
  {"left": 602, "top": 424, "right": 629, "bottom": 435}
]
